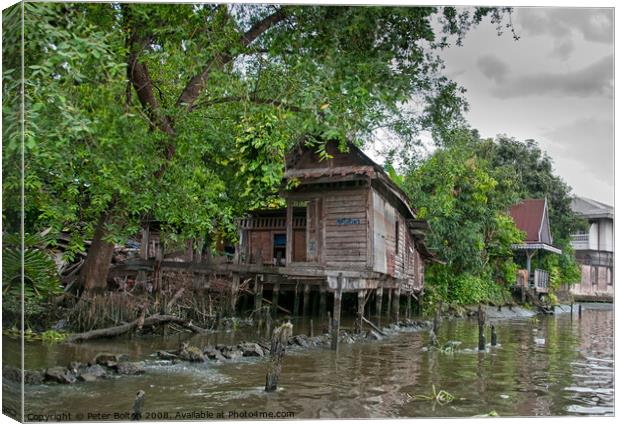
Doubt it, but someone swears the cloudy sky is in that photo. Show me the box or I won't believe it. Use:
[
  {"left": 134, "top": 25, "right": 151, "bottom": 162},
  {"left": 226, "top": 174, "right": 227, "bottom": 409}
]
[{"left": 439, "top": 7, "right": 614, "bottom": 205}]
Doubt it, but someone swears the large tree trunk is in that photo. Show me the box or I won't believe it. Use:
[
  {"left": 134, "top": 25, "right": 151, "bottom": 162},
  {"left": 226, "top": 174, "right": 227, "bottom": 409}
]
[{"left": 77, "top": 213, "right": 115, "bottom": 294}]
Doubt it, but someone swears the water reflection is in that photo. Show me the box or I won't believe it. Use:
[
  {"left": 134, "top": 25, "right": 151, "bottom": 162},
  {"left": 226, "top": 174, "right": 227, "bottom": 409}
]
[{"left": 2, "top": 304, "right": 613, "bottom": 419}]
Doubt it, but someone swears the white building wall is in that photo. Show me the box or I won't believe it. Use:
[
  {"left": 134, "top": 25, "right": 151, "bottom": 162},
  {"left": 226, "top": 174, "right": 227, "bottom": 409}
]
[{"left": 588, "top": 222, "right": 599, "bottom": 251}]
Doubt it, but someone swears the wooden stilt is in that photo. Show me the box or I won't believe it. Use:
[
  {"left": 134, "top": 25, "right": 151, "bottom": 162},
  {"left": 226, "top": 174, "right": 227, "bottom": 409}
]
[
  {"left": 319, "top": 286, "right": 327, "bottom": 322},
  {"left": 230, "top": 273, "right": 240, "bottom": 315},
  {"left": 375, "top": 287, "right": 383, "bottom": 326},
  {"left": 405, "top": 292, "right": 412, "bottom": 320},
  {"left": 478, "top": 304, "right": 486, "bottom": 351},
  {"left": 272, "top": 282, "right": 280, "bottom": 316},
  {"left": 331, "top": 274, "right": 343, "bottom": 351},
  {"left": 293, "top": 282, "right": 300, "bottom": 316},
  {"left": 303, "top": 284, "right": 311, "bottom": 315},
  {"left": 254, "top": 277, "right": 263, "bottom": 313},
  {"left": 392, "top": 287, "right": 401, "bottom": 323},
  {"left": 375, "top": 287, "right": 383, "bottom": 316},
  {"left": 386, "top": 288, "right": 392, "bottom": 318},
  {"left": 355, "top": 290, "right": 366, "bottom": 334},
  {"left": 491, "top": 325, "right": 497, "bottom": 346}
]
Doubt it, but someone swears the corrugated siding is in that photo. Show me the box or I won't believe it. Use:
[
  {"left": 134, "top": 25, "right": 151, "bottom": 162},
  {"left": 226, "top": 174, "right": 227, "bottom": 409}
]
[{"left": 323, "top": 190, "right": 367, "bottom": 266}]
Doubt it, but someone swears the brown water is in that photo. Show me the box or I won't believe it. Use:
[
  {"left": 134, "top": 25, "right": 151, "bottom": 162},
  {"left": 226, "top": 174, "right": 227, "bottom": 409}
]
[{"left": 2, "top": 303, "right": 614, "bottom": 420}]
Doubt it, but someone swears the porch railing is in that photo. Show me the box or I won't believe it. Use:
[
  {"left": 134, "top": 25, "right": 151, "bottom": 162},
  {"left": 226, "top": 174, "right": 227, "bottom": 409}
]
[
  {"left": 534, "top": 269, "right": 549, "bottom": 292},
  {"left": 237, "top": 216, "right": 306, "bottom": 230}
]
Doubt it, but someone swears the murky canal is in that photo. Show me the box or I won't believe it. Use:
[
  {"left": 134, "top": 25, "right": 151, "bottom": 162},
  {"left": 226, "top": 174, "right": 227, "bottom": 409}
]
[{"left": 2, "top": 303, "right": 613, "bottom": 419}]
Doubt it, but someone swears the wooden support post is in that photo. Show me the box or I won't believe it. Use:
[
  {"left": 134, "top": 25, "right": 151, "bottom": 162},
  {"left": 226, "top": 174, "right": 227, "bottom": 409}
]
[
  {"left": 272, "top": 282, "right": 280, "bottom": 316},
  {"left": 386, "top": 288, "right": 392, "bottom": 318},
  {"left": 355, "top": 290, "right": 366, "bottom": 334},
  {"left": 375, "top": 287, "right": 383, "bottom": 318},
  {"left": 303, "top": 284, "right": 311, "bottom": 316},
  {"left": 405, "top": 293, "right": 412, "bottom": 320},
  {"left": 285, "top": 202, "right": 293, "bottom": 265},
  {"left": 331, "top": 274, "right": 343, "bottom": 351},
  {"left": 310, "top": 319, "right": 314, "bottom": 337},
  {"left": 491, "top": 325, "right": 497, "bottom": 346},
  {"left": 429, "top": 301, "right": 441, "bottom": 347},
  {"left": 293, "top": 282, "right": 300, "bottom": 316},
  {"left": 478, "top": 304, "right": 486, "bottom": 351},
  {"left": 265, "top": 322, "right": 293, "bottom": 392},
  {"left": 392, "top": 287, "right": 401, "bottom": 323},
  {"left": 319, "top": 286, "right": 327, "bottom": 322},
  {"left": 255, "top": 277, "right": 263, "bottom": 311},
  {"left": 418, "top": 290, "right": 424, "bottom": 316},
  {"left": 578, "top": 303, "right": 582, "bottom": 318},
  {"left": 230, "top": 273, "right": 240, "bottom": 315}
]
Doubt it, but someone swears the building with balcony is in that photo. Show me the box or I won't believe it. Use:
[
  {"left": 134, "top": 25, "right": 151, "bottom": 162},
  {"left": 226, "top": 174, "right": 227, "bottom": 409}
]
[{"left": 569, "top": 196, "right": 614, "bottom": 301}]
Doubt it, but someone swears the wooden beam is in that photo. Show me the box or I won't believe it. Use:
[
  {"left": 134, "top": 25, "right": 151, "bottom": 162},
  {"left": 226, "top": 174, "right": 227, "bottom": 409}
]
[
  {"left": 286, "top": 201, "right": 293, "bottom": 265},
  {"left": 331, "top": 274, "right": 343, "bottom": 351}
]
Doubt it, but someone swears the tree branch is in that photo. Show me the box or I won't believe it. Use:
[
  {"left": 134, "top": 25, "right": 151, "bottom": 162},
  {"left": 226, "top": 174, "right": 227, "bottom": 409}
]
[
  {"left": 176, "top": 7, "right": 288, "bottom": 110},
  {"left": 194, "top": 95, "right": 302, "bottom": 112}
]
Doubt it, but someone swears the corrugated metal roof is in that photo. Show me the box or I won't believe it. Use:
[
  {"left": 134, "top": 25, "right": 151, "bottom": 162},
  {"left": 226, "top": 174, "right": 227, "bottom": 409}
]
[{"left": 509, "top": 199, "right": 546, "bottom": 242}]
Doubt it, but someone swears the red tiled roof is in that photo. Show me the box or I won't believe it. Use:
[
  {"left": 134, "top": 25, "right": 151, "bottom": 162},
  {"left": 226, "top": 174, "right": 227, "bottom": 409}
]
[{"left": 509, "top": 199, "right": 546, "bottom": 242}]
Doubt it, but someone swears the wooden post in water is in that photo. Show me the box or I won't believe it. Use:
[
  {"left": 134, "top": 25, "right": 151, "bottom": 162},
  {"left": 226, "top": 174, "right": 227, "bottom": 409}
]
[
  {"left": 303, "top": 284, "right": 311, "bottom": 316},
  {"left": 429, "top": 301, "right": 441, "bottom": 347},
  {"left": 386, "top": 289, "right": 392, "bottom": 320},
  {"left": 417, "top": 290, "right": 424, "bottom": 316},
  {"left": 293, "top": 282, "right": 300, "bottom": 316},
  {"left": 272, "top": 282, "right": 280, "bottom": 316},
  {"left": 319, "top": 286, "right": 327, "bottom": 323},
  {"left": 331, "top": 274, "right": 343, "bottom": 351},
  {"left": 230, "top": 273, "right": 240, "bottom": 315},
  {"left": 355, "top": 290, "right": 366, "bottom": 334},
  {"left": 265, "top": 322, "right": 293, "bottom": 392},
  {"left": 491, "top": 325, "right": 497, "bottom": 346},
  {"left": 405, "top": 293, "right": 412, "bottom": 320},
  {"left": 478, "top": 304, "right": 486, "bottom": 351},
  {"left": 131, "top": 390, "right": 145, "bottom": 421},
  {"left": 578, "top": 303, "right": 582, "bottom": 318},
  {"left": 310, "top": 319, "right": 314, "bottom": 337},
  {"left": 375, "top": 287, "right": 383, "bottom": 325},
  {"left": 392, "top": 287, "right": 401, "bottom": 323},
  {"left": 254, "top": 277, "right": 263, "bottom": 311}
]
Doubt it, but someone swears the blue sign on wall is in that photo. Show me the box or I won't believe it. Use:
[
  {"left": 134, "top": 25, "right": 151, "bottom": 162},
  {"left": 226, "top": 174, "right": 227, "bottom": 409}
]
[{"left": 336, "top": 218, "right": 361, "bottom": 225}]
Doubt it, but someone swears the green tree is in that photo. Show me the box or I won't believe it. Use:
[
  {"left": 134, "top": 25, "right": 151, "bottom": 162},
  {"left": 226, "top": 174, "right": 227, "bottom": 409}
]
[
  {"left": 3, "top": 3, "right": 515, "bottom": 293},
  {"left": 403, "top": 129, "right": 524, "bottom": 306}
]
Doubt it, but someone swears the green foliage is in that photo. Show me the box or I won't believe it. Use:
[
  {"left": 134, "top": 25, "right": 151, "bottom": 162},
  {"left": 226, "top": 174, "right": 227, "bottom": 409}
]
[
  {"left": 404, "top": 129, "right": 522, "bottom": 306},
  {"left": 2, "top": 232, "right": 63, "bottom": 302}
]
